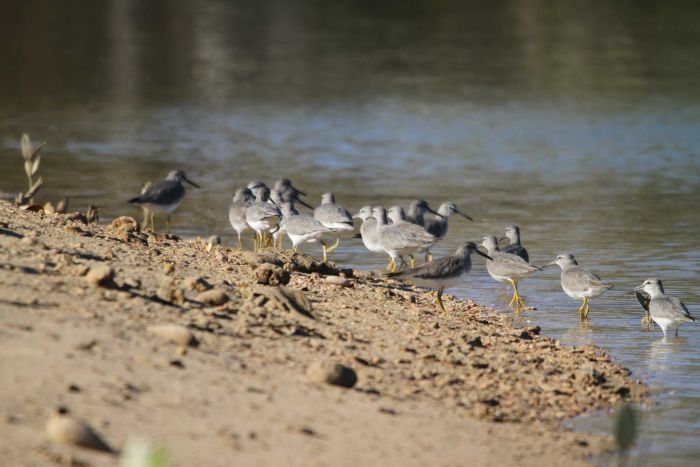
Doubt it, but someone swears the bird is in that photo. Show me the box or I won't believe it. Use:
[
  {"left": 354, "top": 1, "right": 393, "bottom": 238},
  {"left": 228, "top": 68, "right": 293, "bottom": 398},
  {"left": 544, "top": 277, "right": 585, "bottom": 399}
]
[
  {"left": 406, "top": 199, "right": 441, "bottom": 226},
  {"left": 633, "top": 278, "right": 695, "bottom": 337},
  {"left": 128, "top": 170, "right": 199, "bottom": 233},
  {"left": 386, "top": 241, "right": 492, "bottom": 313},
  {"left": 423, "top": 202, "right": 472, "bottom": 261},
  {"left": 482, "top": 235, "right": 542, "bottom": 308},
  {"left": 377, "top": 206, "right": 438, "bottom": 271},
  {"left": 353, "top": 206, "right": 384, "bottom": 255},
  {"left": 228, "top": 187, "right": 255, "bottom": 249},
  {"left": 500, "top": 225, "right": 529, "bottom": 262},
  {"left": 273, "top": 178, "right": 309, "bottom": 203},
  {"left": 278, "top": 202, "right": 336, "bottom": 261},
  {"left": 546, "top": 253, "right": 613, "bottom": 320},
  {"left": 245, "top": 182, "right": 282, "bottom": 252},
  {"left": 314, "top": 193, "right": 354, "bottom": 253}
]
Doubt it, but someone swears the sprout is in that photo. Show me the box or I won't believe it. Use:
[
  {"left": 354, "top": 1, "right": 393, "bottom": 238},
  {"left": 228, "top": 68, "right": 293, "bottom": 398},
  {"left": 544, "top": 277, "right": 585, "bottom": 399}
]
[
  {"left": 120, "top": 438, "right": 170, "bottom": 467},
  {"left": 21, "top": 133, "right": 45, "bottom": 191}
]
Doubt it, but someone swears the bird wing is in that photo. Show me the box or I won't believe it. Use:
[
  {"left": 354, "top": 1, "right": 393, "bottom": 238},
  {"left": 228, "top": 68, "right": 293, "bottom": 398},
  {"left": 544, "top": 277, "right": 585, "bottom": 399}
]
[
  {"left": 634, "top": 291, "right": 650, "bottom": 312},
  {"left": 562, "top": 267, "right": 611, "bottom": 293},
  {"left": 670, "top": 297, "right": 695, "bottom": 321},
  {"left": 502, "top": 244, "right": 529, "bottom": 262},
  {"left": 382, "top": 224, "right": 436, "bottom": 249},
  {"left": 285, "top": 215, "right": 334, "bottom": 236},
  {"left": 314, "top": 204, "right": 353, "bottom": 225},
  {"left": 409, "top": 255, "right": 464, "bottom": 280},
  {"left": 129, "top": 180, "right": 183, "bottom": 204}
]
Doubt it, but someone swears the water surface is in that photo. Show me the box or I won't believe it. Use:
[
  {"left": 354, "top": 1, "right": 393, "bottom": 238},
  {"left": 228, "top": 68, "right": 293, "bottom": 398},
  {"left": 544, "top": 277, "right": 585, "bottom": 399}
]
[{"left": 1, "top": 1, "right": 699, "bottom": 465}]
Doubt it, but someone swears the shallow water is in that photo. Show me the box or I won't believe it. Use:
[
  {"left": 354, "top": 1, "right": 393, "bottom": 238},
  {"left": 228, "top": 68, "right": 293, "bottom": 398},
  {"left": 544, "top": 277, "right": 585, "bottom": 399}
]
[{"left": 1, "top": 1, "right": 699, "bottom": 464}]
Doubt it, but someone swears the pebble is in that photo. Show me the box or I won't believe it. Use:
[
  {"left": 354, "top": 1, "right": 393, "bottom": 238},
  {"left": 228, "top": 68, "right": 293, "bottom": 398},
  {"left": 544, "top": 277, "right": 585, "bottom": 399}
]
[
  {"left": 85, "top": 265, "right": 114, "bottom": 287},
  {"left": 147, "top": 324, "right": 196, "bottom": 346},
  {"left": 255, "top": 264, "right": 290, "bottom": 286},
  {"left": 156, "top": 278, "right": 184, "bottom": 304},
  {"left": 197, "top": 289, "right": 229, "bottom": 306},
  {"left": 46, "top": 407, "right": 115, "bottom": 453},
  {"left": 325, "top": 275, "right": 349, "bottom": 287},
  {"left": 20, "top": 235, "right": 39, "bottom": 247},
  {"left": 182, "top": 276, "right": 212, "bottom": 292},
  {"left": 109, "top": 216, "right": 140, "bottom": 233},
  {"left": 306, "top": 360, "right": 358, "bottom": 388}
]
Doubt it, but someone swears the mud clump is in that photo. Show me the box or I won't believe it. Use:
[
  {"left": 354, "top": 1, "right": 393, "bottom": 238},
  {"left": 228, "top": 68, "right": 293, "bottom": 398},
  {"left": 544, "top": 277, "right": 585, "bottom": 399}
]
[
  {"left": 197, "top": 289, "right": 229, "bottom": 306},
  {"left": 255, "top": 264, "right": 291, "bottom": 286},
  {"left": 85, "top": 265, "right": 114, "bottom": 288},
  {"left": 147, "top": 324, "right": 198, "bottom": 347}
]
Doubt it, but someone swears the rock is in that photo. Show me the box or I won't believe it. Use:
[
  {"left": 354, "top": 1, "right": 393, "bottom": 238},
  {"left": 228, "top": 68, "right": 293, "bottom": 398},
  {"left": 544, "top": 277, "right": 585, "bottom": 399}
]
[
  {"left": 46, "top": 407, "right": 115, "bottom": 453},
  {"left": 306, "top": 360, "right": 358, "bottom": 388},
  {"left": 325, "top": 275, "right": 349, "bottom": 287},
  {"left": 162, "top": 262, "right": 175, "bottom": 274},
  {"left": 182, "top": 276, "right": 212, "bottom": 292},
  {"left": 156, "top": 278, "right": 183, "bottom": 304},
  {"left": 197, "top": 289, "right": 229, "bottom": 306},
  {"left": 109, "top": 216, "right": 139, "bottom": 233},
  {"left": 242, "top": 251, "right": 284, "bottom": 267},
  {"left": 85, "top": 265, "right": 114, "bottom": 287},
  {"left": 147, "top": 324, "right": 197, "bottom": 347},
  {"left": 20, "top": 235, "right": 39, "bottom": 247},
  {"left": 255, "top": 264, "right": 290, "bottom": 286}
]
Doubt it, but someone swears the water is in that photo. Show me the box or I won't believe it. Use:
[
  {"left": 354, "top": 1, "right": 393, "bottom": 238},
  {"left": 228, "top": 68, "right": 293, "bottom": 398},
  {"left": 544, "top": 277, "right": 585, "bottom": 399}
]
[{"left": 1, "top": 1, "right": 699, "bottom": 464}]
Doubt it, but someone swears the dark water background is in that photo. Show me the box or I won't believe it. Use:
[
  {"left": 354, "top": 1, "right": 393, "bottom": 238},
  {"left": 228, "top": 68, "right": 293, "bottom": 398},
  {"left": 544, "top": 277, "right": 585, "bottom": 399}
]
[{"left": 1, "top": 1, "right": 699, "bottom": 465}]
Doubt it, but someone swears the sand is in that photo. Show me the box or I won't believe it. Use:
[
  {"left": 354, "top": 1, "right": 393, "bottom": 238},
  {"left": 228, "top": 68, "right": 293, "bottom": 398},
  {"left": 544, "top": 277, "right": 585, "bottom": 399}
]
[{"left": 0, "top": 201, "right": 646, "bottom": 466}]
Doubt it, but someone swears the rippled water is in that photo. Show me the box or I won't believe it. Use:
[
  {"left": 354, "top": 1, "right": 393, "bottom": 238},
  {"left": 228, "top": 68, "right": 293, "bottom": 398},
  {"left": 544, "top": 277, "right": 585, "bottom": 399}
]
[{"left": 1, "top": 1, "right": 699, "bottom": 465}]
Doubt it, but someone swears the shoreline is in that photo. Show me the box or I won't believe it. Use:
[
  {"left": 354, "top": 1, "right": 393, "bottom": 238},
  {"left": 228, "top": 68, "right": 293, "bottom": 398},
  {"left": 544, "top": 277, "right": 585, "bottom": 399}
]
[{"left": 0, "top": 201, "right": 647, "bottom": 466}]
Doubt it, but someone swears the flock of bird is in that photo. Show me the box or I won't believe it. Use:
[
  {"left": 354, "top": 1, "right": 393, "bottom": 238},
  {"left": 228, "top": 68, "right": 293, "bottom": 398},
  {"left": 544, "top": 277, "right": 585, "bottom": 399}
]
[{"left": 127, "top": 170, "right": 696, "bottom": 338}]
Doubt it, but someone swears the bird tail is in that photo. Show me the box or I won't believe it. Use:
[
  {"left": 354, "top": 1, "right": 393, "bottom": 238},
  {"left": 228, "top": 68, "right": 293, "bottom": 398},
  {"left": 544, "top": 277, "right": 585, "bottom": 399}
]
[{"left": 127, "top": 196, "right": 142, "bottom": 204}]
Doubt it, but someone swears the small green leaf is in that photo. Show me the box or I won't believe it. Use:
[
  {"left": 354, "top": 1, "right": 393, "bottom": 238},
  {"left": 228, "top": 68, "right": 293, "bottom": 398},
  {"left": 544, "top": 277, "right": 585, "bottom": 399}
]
[{"left": 614, "top": 404, "right": 638, "bottom": 453}]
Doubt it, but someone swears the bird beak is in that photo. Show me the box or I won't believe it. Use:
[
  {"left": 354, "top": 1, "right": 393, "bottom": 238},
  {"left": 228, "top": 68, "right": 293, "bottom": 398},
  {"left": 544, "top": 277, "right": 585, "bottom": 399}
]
[
  {"left": 293, "top": 187, "right": 306, "bottom": 197},
  {"left": 297, "top": 198, "right": 313, "bottom": 209},
  {"left": 632, "top": 284, "right": 645, "bottom": 292},
  {"left": 184, "top": 176, "right": 200, "bottom": 188},
  {"left": 542, "top": 261, "right": 557, "bottom": 268},
  {"left": 498, "top": 236, "right": 508, "bottom": 242},
  {"left": 426, "top": 207, "right": 445, "bottom": 218},
  {"left": 456, "top": 209, "right": 473, "bottom": 221},
  {"left": 475, "top": 249, "right": 492, "bottom": 261}
]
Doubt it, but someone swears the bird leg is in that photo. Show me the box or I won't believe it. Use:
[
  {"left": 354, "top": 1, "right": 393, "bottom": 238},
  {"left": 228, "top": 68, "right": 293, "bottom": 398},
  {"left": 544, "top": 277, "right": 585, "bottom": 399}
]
[
  {"left": 436, "top": 287, "right": 447, "bottom": 314},
  {"left": 409, "top": 255, "right": 416, "bottom": 269},
  {"left": 584, "top": 299, "right": 591, "bottom": 319},
  {"left": 320, "top": 240, "right": 328, "bottom": 262},
  {"left": 325, "top": 237, "right": 341, "bottom": 253},
  {"left": 150, "top": 212, "right": 156, "bottom": 233},
  {"left": 508, "top": 280, "right": 525, "bottom": 308},
  {"left": 578, "top": 298, "right": 590, "bottom": 320},
  {"left": 386, "top": 258, "right": 395, "bottom": 271},
  {"left": 166, "top": 215, "right": 171, "bottom": 234},
  {"left": 675, "top": 327, "right": 679, "bottom": 338},
  {"left": 237, "top": 233, "right": 242, "bottom": 250},
  {"left": 425, "top": 251, "right": 433, "bottom": 262},
  {"left": 642, "top": 311, "right": 652, "bottom": 327}
]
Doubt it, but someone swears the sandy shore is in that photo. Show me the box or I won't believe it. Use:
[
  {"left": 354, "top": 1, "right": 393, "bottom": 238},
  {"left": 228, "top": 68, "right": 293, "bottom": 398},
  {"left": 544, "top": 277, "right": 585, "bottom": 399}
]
[{"left": 0, "top": 201, "right": 646, "bottom": 466}]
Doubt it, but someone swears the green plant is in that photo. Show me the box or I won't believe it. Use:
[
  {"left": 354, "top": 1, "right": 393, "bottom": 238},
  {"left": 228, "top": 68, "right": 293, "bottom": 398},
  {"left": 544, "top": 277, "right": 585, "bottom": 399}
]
[{"left": 120, "top": 438, "right": 170, "bottom": 467}]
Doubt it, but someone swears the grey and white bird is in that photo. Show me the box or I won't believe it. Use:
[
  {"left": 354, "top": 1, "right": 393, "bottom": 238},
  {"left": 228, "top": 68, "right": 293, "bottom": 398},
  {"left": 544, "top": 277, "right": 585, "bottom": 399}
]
[
  {"left": 245, "top": 183, "right": 282, "bottom": 251},
  {"left": 279, "top": 202, "right": 336, "bottom": 261},
  {"left": 274, "top": 178, "right": 309, "bottom": 203},
  {"left": 353, "top": 206, "right": 383, "bottom": 254},
  {"left": 377, "top": 206, "right": 438, "bottom": 271},
  {"left": 228, "top": 187, "right": 255, "bottom": 249},
  {"left": 423, "top": 202, "right": 472, "bottom": 261},
  {"left": 406, "top": 199, "right": 441, "bottom": 226},
  {"left": 633, "top": 278, "right": 695, "bottom": 337},
  {"left": 482, "top": 235, "right": 542, "bottom": 308},
  {"left": 546, "top": 253, "right": 613, "bottom": 320},
  {"left": 500, "top": 225, "right": 529, "bottom": 262},
  {"left": 387, "top": 242, "right": 491, "bottom": 313},
  {"left": 128, "top": 170, "right": 199, "bottom": 233},
  {"left": 314, "top": 193, "right": 354, "bottom": 253}
]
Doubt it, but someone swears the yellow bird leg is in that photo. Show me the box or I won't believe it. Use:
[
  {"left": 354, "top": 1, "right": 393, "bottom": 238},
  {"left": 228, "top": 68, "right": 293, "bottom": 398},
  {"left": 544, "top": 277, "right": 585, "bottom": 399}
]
[
  {"left": 150, "top": 212, "right": 156, "bottom": 232},
  {"left": 425, "top": 251, "right": 433, "bottom": 262},
  {"left": 436, "top": 287, "right": 447, "bottom": 314},
  {"left": 326, "top": 237, "right": 340, "bottom": 253},
  {"left": 409, "top": 255, "right": 416, "bottom": 269}
]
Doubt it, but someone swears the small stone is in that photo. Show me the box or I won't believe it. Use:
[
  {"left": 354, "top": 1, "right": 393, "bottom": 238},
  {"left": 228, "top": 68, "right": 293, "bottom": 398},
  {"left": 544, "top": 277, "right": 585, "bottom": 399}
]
[
  {"left": 109, "top": 216, "right": 140, "bottom": 233},
  {"left": 85, "top": 265, "right": 114, "bottom": 287},
  {"left": 156, "top": 278, "right": 178, "bottom": 302},
  {"left": 325, "top": 275, "right": 349, "bottom": 287},
  {"left": 182, "top": 276, "right": 212, "bottom": 292},
  {"left": 46, "top": 407, "right": 115, "bottom": 453},
  {"left": 255, "top": 264, "right": 290, "bottom": 286},
  {"left": 306, "top": 360, "right": 357, "bottom": 388},
  {"left": 147, "top": 324, "right": 197, "bottom": 346},
  {"left": 197, "top": 289, "right": 229, "bottom": 306},
  {"left": 162, "top": 262, "right": 175, "bottom": 274},
  {"left": 20, "top": 235, "right": 39, "bottom": 247}
]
